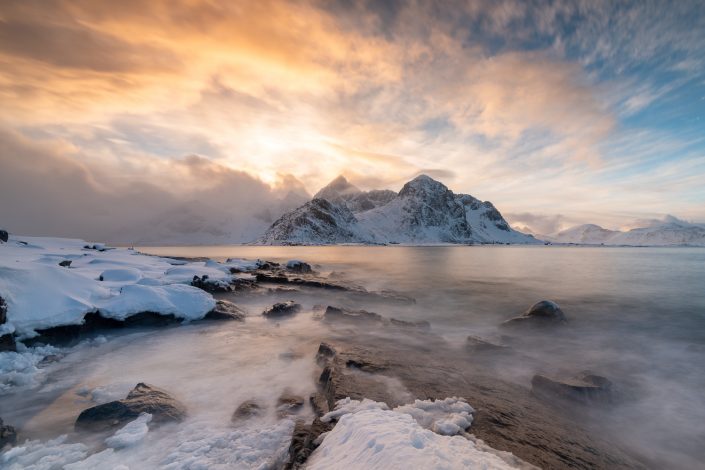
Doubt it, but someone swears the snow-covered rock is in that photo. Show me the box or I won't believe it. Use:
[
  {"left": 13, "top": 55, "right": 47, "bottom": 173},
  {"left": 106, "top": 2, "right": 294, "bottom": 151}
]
[
  {"left": 0, "top": 236, "right": 240, "bottom": 338},
  {"left": 259, "top": 175, "right": 538, "bottom": 245},
  {"left": 545, "top": 216, "right": 705, "bottom": 246},
  {"left": 309, "top": 397, "right": 524, "bottom": 469}
]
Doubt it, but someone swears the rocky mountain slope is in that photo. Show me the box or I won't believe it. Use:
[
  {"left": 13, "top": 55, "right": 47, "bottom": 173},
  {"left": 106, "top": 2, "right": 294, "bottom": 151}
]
[
  {"left": 545, "top": 216, "right": 705, "bottom": 246},
  {"left": 258, "top": 175, "right": 539, "bottom": 245}
]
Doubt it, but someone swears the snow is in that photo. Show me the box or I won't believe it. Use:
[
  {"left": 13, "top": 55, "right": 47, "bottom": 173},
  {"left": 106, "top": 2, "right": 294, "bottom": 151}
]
[
  {"left": 309, "top": 402, "right": 521, "bottom": 470},
  {"left": 394, "top": 397, "right": 474, "bottom": 436},
  {"left": 0, "top": 235, "right": 241, "bottom": 338},
  {"left": 0, "top": 343, "right": 61, "bottom": 393},
  {"left": 105, "top": 413, "right": 152, "bottom": 449}
]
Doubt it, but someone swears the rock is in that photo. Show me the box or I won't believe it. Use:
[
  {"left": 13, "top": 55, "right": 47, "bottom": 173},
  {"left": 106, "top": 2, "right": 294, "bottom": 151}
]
[
  {"left": 315, "top": 342, "right": 336, "bottom": 366},
  {"left": 75, "top": 382, "right": 186, "bottom": 431},
  {"left": 309, "top": 392, "right": 329, "bottom": 417},
  {"left": 323, "top": 306, "right": 383, "bottom": 324},
  {"left": 465, "top": 335, "right": 511, "bottom": 354},
  {"left": 286, "top": 260, "right": 313, "bottom": 274},
  {"left": 284, "top": 417, "right": 334, "bottom": 470},
  {"left": 262, "top": 301, "right": 302, "bottom": 319},
  {"left": 0, "top": 229, "right": 8, "bottom": 243},
  {"left": 501, "top": 300, "right": 567, "bottom": 328},
  {"left": 0, "top": 334, "right": 16, "bottom": 352},
  {"left": 191, "top": 275, "right": 232, "bottom": 293},
  {"left": 0, "top": 418, "right": 17, "bottom": 449},
  {"left": 277, "top": 391, "right": 305, "bottom": 417},
  {"left": 389, "top": 318, "right": 431, "bottom": 330},
  {"left": 532, "top": 371, "right": 614, "bottom": 404},
  {"left": 205, "top": 300, "right": 246, "bottom": 321},
  {"left": 256, "top": 260, "right": 281, "bottom": 270},
  {"left": 0, "top": 296, "right": 7, "bottom": 324},
  {"left": 59, "top": 260, "right": 72, "bottom": 267},
  {"left": 232, "top": 400, "right": 264, "bottom": 421}
]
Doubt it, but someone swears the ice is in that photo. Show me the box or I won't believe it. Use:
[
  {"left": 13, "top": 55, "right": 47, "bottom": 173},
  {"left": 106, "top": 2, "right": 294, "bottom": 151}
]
[
  {"left": 105, "top": 413, "right": 152, "bottom": 449},
  {"left": 321, "top": 397, "right": 390, "bottom": 423},
  {"left": 0, "top": 344, "right": 61, "bottom": 393},
  {"left": 394, "top": 397, "right": 474, "bottom": 436}
]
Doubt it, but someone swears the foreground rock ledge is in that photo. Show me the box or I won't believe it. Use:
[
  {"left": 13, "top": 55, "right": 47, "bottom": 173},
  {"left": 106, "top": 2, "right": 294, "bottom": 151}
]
[{"left": 76, "top": 383, "right": 186, "bottom": 431}]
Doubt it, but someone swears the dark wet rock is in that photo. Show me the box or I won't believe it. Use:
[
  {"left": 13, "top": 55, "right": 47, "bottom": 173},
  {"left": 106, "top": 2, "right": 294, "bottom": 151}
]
[
  {"left": 0, "top": 296, "right": 7, "bottom": 324},
  {"left": 232, "top": 400, "right": 264, "bottom": 421},
  {"left": 59, "top": 260, "right": 72, "bottom": 267},
  {"left": 191, "top": 275, "right": 232, "bottom": 293},
  {"left": 323, "top": 306, "right": 383, "bottom": 324},
  {"left": 205, "top": 300, "right": 246, "bottom": 321},
  {"left": 285, "top": 417, "right": 334, "bottom": 470},
  {"left": 501, "top": 300, "right": 567, "bottom": 329},
  {"left": 466, "top": 335, "right": 512, "bottom": 354},
  {"left": 231, "top": 278, "right": 259, "bottom": 292},
  {"left": 256, "top": 260, "right": 281, "bottom": 270},
  {"left": 389, "top": 318, "right": 431, "bottom": 330},
  {"left": 0, "top": 334, "right": 15, "bottom": 352},
  {"left": 277, "top": 391, "right": 305, "bottom": 417},
  {"left": 532, "top": 371, "right": 614, "bottom": 404},
  {"left": 286, "top": 260, "right": 313, "bottom": 274},
  {"left": 262, "top": 301, "right": 302, "bottom": 319},
  {"left": 309, "top": 392, "right": 329, "bottom": 417},
  {"left": 0, "top": 229, "right": 8, "bottom": 243},
  {"left": 25, "top": 311, "right": 181, "bottom": 347},
  {"left": 255, "top": 272, "right": 348, "bottom": 291},
  {"left": 315, "top": 342, "right": 336, "bottom": 366},
  {"left": 0, "top": 418, "right": 17, "bottom": 449},
  {"left": 76, "top": 383, "right": 186, "bottom": 431}
]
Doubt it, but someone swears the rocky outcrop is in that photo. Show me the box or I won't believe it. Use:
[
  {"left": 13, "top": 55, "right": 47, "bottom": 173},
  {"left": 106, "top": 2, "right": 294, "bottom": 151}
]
[
  {"left": 76, "top": 383, "right": 186, "bottom": 431},
  {"left": 285, "top": 418, "right": 334, "bottom": 470},
  {"left": 0, "top": 418, "right": 17, "bottom": 449},
  {"left": 232, "top": 400, "right": 264, "bottom": 422},
  {"left": 205, "top": 300, "right": 246, "bottom": 321},
  {"left": 262, "top": 301, "right": 302, "bottom": 318},
  {"left": 501, "top": 300, "right": 567, "bottom": 328},
  {"left": 532, "top": 371, "right": 614, "bottom": 404}
]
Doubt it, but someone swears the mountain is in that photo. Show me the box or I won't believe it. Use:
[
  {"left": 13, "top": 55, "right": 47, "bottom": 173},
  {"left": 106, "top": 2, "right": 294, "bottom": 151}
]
[
  {"left": 546, "top": 216, "right": 705, "bottom": 246},
  {"left": 258, "top": 175, "right": 539, "bottom": 245}
]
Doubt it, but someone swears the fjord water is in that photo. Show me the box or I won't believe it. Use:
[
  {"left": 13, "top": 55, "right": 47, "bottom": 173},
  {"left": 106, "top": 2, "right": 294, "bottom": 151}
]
[
  {"left": 139, "top": 245, "right": 705, "bottom": 466},
  {"left": 4, "top": 246, "right": 704, "bottom": 468}
]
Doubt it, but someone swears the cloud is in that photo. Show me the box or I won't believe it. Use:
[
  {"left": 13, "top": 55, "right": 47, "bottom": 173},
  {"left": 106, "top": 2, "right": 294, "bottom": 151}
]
[
  {"left": 504, "top": 212, "right": 572, "bottom": 235},
  {"left": 0, "top": 128, "right": 308, "bottom": 244}
]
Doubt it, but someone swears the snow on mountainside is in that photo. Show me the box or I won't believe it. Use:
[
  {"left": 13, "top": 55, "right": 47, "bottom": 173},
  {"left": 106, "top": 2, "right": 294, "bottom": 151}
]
[
  {"left": 258, "top": 175, "right": 539, "bottom": 245},
  {"left": 546, "top": 216, "right": 705, "bottom": 246}
]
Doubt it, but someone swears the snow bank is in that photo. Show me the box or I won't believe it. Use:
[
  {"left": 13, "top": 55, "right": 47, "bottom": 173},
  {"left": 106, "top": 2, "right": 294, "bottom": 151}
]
[
  {"left": 0, "top": 236, "right": 243, "bottom": 337},
  {"left": 309, "top": 407, "right": 519, "bottom": 469}
]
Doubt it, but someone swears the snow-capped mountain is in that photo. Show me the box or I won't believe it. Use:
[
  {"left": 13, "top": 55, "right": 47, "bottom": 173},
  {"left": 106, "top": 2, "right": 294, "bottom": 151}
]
[
  {"left": 546, "top": 216, "right": 705, "bottom": 246},
  {"left": 258, "top": 175, "right": 539, "bottom": 245}
]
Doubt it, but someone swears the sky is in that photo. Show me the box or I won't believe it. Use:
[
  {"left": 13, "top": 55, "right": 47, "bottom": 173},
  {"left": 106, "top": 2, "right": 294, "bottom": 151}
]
[{"left": 1, "top": 0, "right": 704, "bottom": 241}]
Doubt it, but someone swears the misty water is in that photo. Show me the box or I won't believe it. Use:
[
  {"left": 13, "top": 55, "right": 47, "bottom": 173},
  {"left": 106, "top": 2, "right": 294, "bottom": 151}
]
[{"left": 4, "top": 246, "right": 705, "bottom": 468}]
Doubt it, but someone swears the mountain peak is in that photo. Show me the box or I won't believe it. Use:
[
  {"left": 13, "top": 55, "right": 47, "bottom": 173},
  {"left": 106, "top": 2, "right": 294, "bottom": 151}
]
[
  {"left": 399, "top": 174, "right": 448, "bottom": 198},
  {"left": 314, "top": 175, "right": 361, "bottom": 201}
]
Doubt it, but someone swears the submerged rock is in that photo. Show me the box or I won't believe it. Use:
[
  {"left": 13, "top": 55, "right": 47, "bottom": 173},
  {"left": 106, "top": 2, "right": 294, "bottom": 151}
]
[
  {"left": 466, "top": 335, "right": 511, "bottom": 354},
  {"left": 277, "top": 391, "right": 305, "bottom": 417},
  {"left": 262, "top": 301, "right": 302, "bottom": 318},
  {"left": 232, "top": 400, "right": 264, "bottom": 422},
  {"left": 0, "top": 417, "right": 17, "bottom": 449},
  {"left": 205, "top": 300, "right": 246, "bottom": 321},
  {"left": 75, "top": 382, "right": 186, "bottom": 431},
  {"left": 532, "top": 371, "right": 614, "bottom": 404},
  {"left": 323, "top": 306, "right": 383, "bottom": 324},
  {"left": 501, "top": 300, "right": 567, "bottom": 328}
]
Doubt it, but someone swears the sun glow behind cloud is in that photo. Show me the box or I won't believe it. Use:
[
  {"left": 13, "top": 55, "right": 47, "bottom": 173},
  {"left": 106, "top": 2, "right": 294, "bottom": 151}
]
[{"left": 1, "top": 0, "right": 704, "bottom": 239}]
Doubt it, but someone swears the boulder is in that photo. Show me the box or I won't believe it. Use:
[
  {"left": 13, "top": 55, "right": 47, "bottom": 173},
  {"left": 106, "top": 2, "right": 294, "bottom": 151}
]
[
  {"left": 0, "top": 417, "right": 17, "bottom": 449},
  {"left": 0, "top": 229, "right": 8, "bottom": 243},
  {"left": 286, "top": 260, "right": 313, "bottom": 274},
  {"left": 75, "top": 382, "right": 186, "bottom": 431},
  {"left": 532, "top": 371, "right": 614, "bottom": 404},
  {"left": 205, "top": 300, "right": 246, "bottom": 321},
  {"left": 501, "top": 300, "right": 567, "bottom": 328},
  {"left": 323, "top": 306, "right": 383, "bottom": 324},
  {"left": 262, "top": 301, "right": 302, "bottom": 319},
  {"left": 277, "top": 391, "right": 305, "bottom": 417},
  {"left": 232, "top": 400, "right": 264, "bottom": 422}
]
